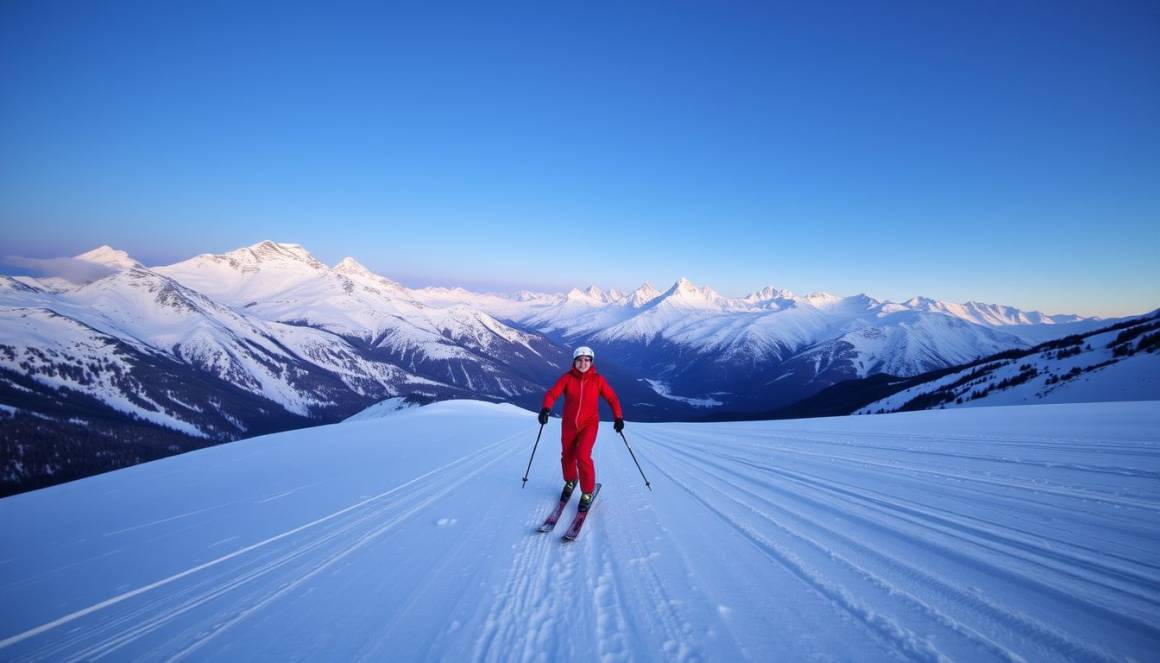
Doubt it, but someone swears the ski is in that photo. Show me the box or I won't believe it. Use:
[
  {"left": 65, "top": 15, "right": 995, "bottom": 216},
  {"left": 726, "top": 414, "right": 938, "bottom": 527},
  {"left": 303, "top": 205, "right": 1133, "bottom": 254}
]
[
  {"left": 538, "top": 496, "right": 571, "bottom": 533},
  {"left": 562, "top": 483, "right": 601, "bottom": 542}
]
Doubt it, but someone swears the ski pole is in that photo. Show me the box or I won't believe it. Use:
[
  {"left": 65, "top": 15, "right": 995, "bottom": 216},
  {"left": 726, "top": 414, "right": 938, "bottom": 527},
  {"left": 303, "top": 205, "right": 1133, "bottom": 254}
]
[
  {"left": 521, "top": 423, "right": 545, "bottom": 489},
  {"left": 618, "top": 430, "right": 653, "bottom": 491}
]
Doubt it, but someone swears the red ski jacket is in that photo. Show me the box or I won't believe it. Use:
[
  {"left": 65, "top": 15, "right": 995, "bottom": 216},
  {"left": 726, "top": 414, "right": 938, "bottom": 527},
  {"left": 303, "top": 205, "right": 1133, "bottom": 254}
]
[{"left": 542, "top": 366, "right": 623, "bottom": 432}]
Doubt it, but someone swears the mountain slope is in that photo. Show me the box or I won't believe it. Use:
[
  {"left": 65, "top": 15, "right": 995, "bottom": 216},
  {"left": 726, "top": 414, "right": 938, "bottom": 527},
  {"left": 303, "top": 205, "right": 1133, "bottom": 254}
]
[
  {"left": 3, "top": 242, "right": 1148, "bottom": 496},
  {"left": 0, "top": 400, "right": 1156, "bottom": 661},
  {"left": 156, "top": 242, "right": 567, "bottom": 399},
  {"left": 856, "top": 312, "right": 1160, "bottom": 414},
  {"left": 0, "top": 266, "right": 438, "bottom": 418}
]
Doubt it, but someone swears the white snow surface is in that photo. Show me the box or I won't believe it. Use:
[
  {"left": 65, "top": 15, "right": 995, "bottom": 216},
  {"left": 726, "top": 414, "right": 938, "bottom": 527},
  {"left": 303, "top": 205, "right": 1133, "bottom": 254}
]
[
  {"left": 74, "top": 245, "right": 144, "bottom": 271},
  {"left": 0, "top": 266, "right": 430, "bottom": 417},
  {"left": 1, "top": 400, "right": 1157, "bottom": 661},
  {"left": 641, "top": 379, "right": 723, "bottom": 408},
  {"left": 344, "top": 396, "right": 420, "bottom": 421},
  {"left": 155, "top": 241, "right": 544, "bottom": 361},
  {"left": 7, "top": 243, "right": 1133, "bottom": 403},
  {"left": 858, "top": 325, "right": 1160, "bottom": 413}
]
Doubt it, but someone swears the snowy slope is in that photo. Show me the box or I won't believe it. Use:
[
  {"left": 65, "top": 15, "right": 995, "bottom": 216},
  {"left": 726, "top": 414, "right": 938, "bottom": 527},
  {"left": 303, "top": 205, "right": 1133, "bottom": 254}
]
[
  {"left": 901, "top": 296, "right": 1085, "bottom": 327},
  {"left": 515, "top": 278, "right": 1107, "bottom": 367},
  {"left": 2, "top": 400, "right": 1157, "bottom": 661},
  {"left": 857, "top": 315, "right": 1160, "bottom": 414},
  {"left": 156, "top": 242, "right": 563, "bottom": 398},
  {"left": 588, "top": 284, "right": 1033, "bottom": 382},
  {"left": 0, "top": 266, "right": 429, "bottom": 419},
  {"left": 343, "top": 396, "right": 420, "bottom": 421},
  {"left": 792, "top": 310, "right": 1028, "bottom": 379},
  {"left": 5, "top": 242, "right": 1123, "bottom": 424}
]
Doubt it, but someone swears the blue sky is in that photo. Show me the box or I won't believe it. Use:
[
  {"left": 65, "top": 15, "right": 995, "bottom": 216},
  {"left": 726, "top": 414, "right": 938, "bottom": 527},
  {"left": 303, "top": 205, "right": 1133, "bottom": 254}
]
[{"left": 1, "top": 1, "right": 1157, "bottom": 316}]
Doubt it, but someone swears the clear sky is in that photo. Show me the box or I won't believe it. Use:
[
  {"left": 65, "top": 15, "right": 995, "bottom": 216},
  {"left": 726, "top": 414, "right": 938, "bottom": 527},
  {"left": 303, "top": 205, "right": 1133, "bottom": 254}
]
[{"left": 2, "top": 1, "right": 1157, "bottom": 317}]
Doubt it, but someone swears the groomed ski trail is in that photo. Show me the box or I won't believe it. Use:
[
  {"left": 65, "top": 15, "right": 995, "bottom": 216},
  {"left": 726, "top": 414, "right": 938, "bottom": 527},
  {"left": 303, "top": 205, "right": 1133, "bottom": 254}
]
[{"left": 0, "top": 400, "right": 1157, "bottom": 661}]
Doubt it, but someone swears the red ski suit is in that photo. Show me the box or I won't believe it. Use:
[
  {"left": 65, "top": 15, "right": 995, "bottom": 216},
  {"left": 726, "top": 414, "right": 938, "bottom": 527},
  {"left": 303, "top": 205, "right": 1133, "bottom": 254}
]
[{"left": 542, "top": 366, "right": 623, "bottom": 494}]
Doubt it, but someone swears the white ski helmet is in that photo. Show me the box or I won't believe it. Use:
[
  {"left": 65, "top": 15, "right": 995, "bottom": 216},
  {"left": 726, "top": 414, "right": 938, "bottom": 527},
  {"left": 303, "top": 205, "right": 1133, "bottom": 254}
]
[{"left": 572, "top": 346, "right": 595, "bottom": 361}]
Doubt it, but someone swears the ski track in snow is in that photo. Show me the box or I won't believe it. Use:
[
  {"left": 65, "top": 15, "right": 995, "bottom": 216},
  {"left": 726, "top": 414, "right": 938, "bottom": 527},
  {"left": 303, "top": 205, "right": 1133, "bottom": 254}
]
[{"left": 0, "top": 401, "right": 1157, "bottom": 661}]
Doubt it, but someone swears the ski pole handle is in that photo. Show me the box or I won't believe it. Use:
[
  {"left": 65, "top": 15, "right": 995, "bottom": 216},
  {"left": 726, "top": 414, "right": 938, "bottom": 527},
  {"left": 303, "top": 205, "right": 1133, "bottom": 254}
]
[{"left": 522, "top": 423, "right": 545, "bottom": 488}]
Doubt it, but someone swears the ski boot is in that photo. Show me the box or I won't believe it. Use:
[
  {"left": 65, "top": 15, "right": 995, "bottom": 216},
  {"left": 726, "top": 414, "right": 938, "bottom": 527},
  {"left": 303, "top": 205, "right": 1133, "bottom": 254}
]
[
  {"left": 560, "top": 480, "right": 577, "bottom": 502},
  {"left": 578, "top": 491, "right": 594, "bottom": 512}
]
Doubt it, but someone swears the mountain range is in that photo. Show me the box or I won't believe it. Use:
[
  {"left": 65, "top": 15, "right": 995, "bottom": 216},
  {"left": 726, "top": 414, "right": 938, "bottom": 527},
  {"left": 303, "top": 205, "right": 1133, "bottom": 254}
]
[{"left": 1, "top": 240, "right": 1146, "bottom": 494}]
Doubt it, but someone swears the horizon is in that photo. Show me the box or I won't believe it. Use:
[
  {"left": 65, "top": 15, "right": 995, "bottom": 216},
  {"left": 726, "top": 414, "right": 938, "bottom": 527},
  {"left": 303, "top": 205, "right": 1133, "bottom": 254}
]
[
  {"left": 2, "top": 2, "right": 1158, "bottom": 318},
  {"left": 2, "top": 239, "right": 1154, "bottom": 319}
]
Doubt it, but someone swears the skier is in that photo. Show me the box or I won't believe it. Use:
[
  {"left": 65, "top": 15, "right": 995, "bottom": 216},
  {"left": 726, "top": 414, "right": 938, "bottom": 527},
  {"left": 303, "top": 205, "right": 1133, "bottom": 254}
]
[{"left": 538, "top": 346, "right": 624, "bottom": 512}]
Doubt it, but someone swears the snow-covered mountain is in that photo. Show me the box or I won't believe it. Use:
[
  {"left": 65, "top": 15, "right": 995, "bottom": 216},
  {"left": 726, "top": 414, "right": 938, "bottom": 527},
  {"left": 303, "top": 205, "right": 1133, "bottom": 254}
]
[
  {"left": 0, "top": 244, "right": 572, "bottom": 494},
  {"left": 900, "top": 296, "right": 1086, "bottom": 327},
  {"left": 3, "top": 241, "right": 1145, "bottom": 494},
  {"left": 2, "top": 263, "right": 435, "bottom": 417},
  {"left": 155, "top": 242, "right": 564, "bottom": 399},
  {"left": 73, "top": 245, "right": 144, "bottom": 271},
  {"left": 511, "top": 280, "right": 1105, "bottom": 413},
  {"left": 855, "top": 312, "right": 1160, "bottom": 414},
  {"left": 2, "top": 400, "right": 1156, "bottom": 661}
]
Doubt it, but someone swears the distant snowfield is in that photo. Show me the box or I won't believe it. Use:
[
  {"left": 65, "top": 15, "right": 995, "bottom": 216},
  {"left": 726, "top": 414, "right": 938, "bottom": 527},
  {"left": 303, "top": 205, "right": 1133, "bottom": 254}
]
[
  {"left": 1, "top": 400, "right": 1157, "bottom": 661},
  {"left": 641, "top": 378, "right": 723, "bottom": 408}
]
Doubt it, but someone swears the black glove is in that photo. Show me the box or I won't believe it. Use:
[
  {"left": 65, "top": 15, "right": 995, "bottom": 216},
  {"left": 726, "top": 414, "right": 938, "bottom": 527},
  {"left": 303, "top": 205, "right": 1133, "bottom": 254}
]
[
  {"left": 614, "top": 418, "right": 625, "bottom": 433},
  {"left": 538, "top": 408, "right": 550, "bottom": 425}
]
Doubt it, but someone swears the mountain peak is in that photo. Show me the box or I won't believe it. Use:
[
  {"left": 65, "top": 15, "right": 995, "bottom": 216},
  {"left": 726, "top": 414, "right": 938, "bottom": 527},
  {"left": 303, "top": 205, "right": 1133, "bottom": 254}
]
[
  {"left": 564, "top": 287, "right": 587, "bottom": 300},
  {"left": 334, "top": 256, "right": 404, "bottom": 291},
  {"left": 802, "top": 291, "right": 841, "bottom": 308},
  {"left": 74, "top": 245, "right": 142, "bottom": 270},
  {"left": 658, "top": 277, "right": 724, "bottom": 309},
  {"left": 904, "top": 296, "right": 940, "bottom": 308},
  {"left": 746, "top": 285, "right": 794, "bottom": 302},
  {"left": 334, "top": 256, "right": 371, "bottom": 276},
  {"left": 564, "top": 286, "right": 616, "bottom": 305},
  {"left": 627, "top": 282, "right": 661, "bottom": 308},
  {"left": 240, "top": 241, "right": 325, "bottom": 269}
]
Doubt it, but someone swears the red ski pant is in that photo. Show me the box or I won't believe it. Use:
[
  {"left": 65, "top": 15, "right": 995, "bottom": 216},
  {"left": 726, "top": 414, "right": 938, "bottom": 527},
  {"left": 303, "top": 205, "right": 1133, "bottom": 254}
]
[{"left": 561, "top": 423, "right": 598, "bottom": 494}]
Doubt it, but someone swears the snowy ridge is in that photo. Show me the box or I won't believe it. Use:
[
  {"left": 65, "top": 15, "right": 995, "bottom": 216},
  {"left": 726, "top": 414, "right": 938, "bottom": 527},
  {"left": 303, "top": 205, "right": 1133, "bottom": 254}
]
[
  {"left": 158, "top": 241, "right": 552, "bottom": 373},
  {"left": 797, "top": 310, "right": 1028, "bottom": 379},
  {"left": 856, "top": 313, "right": 1160, "bottom": 413},
  {"left": 1, "top": 400, "right": 1156, "bottom": 660},
  {"left": 0, "top": 243, "right": 570, "bottom": 494},
  {"left": 2, "top": 265, "right": 431, "bottom": 417},
  {"left": 74, "top": 245, "right": 143, "bottom": 271},
  {"left": 0, "top": 307, "right": 206, "bottom": 436},
  {"left": 3, "top": 241, "right": 1150, "bottom": 494},
  {"left": 903, "top": 296, "right": 1084, "bottom": 327},
  {"left": 343, "top": 396, "right": 419, "bottom": 421}
]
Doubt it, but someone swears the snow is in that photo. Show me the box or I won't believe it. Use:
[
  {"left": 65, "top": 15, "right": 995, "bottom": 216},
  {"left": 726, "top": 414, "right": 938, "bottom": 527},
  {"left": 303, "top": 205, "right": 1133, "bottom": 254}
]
[
  {"left": 831, "top": 310, "right": 1027, "bottom": 378},
  {"left": 857, "top": 322, "right": 1160, "bottom": 413},
  {"left": 1032, "top": 351, "right": 1159, "bottom": 402},
  {"left": 1, "top": 400, "right": 1157, "bottom": 661},
  {"left": 5, "top": 242, "right": 1132, "bottom": 422},
  {"left": 74, "top": 245, "right": 143, "bottom": 271},
  {"left": 642, "top": 379, "right": 723, "bottom": 408},
  {"left": 0, "top": 307, "right": 208, "bottom": 434},
  {"left": 344, "top": 396, "right": 419, "bottom": 421},
  {"left": 156, "top": 241, "right": 545, "bottom": 367}
]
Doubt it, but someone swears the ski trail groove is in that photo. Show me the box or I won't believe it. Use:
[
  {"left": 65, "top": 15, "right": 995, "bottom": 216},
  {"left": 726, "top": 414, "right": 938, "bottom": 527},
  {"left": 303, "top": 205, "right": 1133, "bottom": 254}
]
[
  {"left": 656, "top": 456, "right": 951, "bottom": 662},
  {"left": 644, "top": 428, "right": 1141, "bottom": 662},
  {"left": 696, "top": 444, "right": 1160, "bottom": 615},
  {"left": 654, "top": 440, "right": 1075, "bottom": 662},
  {"left": 3, "top": 429, "right": 529, "bottom": 660}
]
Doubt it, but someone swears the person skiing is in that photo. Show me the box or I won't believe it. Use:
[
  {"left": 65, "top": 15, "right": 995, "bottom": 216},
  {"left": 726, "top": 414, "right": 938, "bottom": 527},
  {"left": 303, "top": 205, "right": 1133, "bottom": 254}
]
[{"left": 538, "top": 346, "right": 624, "bottom": 512}]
